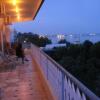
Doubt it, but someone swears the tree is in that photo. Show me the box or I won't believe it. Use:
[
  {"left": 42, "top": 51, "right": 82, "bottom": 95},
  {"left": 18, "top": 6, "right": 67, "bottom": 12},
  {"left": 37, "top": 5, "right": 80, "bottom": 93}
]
[
  {"left": 90, "top": 42, "right": 100, "bottom": 59},
  {"left": 60, "top": 56, "right": 76, "bottom": 72},
  {"left": 58, "top": 39, "right": 67, "bottom": 44},
  {"left": 80, "top": 40, "right": 93, "bottom": 62},
  {"left": 67, "top": 44, "right": 81, "bottom": 59},
  {"left": 45, "top": 40, "right": 100, "bottom": 96},
  {"left": 16, "top": 32, "right": 52, "bottom": 47}
]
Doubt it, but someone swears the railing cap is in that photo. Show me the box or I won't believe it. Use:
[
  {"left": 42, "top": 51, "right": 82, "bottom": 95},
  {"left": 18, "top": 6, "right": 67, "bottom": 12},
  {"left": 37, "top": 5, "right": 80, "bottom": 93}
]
[{"left": 31, "top": 44, "right": 100, "bottom": 100}]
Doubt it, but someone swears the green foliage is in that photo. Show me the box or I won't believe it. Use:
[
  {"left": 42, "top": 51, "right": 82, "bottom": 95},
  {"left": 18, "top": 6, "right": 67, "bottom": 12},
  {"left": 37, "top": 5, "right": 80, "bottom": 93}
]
[
  {"left": 15, "top": 32, "right": 52, "bottom": 47},
  {"left": 90, "top": 42, "right": 100, "bottom": 59},
  {"left": 67, "top": 44, "right": 81, "bottom": 59},
  {"left": 58, "top": 39, "right": 67, "bottom": 44},
  {"left": 60, "top": 56, "right": 76, "bottom": 71},
  {"left": 45, "top": 40, "right": 100, "bottom": 96},
  {"left": 58, "top": 39, "right": 71, "bottom": 47}
]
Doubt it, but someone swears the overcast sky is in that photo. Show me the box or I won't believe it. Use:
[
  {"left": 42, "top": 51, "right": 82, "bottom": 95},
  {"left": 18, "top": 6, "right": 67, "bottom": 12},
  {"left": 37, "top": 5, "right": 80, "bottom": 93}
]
[{"left": 12, "top": 0, "right": 100, "bottom": 35}]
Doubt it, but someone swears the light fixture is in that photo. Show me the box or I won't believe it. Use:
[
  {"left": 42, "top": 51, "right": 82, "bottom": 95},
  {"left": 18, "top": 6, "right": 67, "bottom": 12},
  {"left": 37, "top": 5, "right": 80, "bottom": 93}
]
[
  {"left": 13, "top": 0, "right": 16, "bottom": 6},
  {"left": 16, "top": 6, "right": 19, "bottom": 13},
  {"left": 24, "top": 41, "right": 26, "bottom": 43}
]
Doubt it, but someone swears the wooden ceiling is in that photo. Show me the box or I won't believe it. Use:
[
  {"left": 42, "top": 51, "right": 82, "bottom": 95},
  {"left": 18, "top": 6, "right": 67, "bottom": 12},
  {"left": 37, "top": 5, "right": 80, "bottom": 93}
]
[{"left": 0, "top": 0, "right": 44, "bottom": 23}]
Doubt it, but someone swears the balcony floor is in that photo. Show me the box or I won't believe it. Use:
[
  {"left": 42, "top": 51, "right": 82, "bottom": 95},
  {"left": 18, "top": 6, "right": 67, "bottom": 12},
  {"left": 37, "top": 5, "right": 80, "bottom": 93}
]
[{"left": 0, "top": 54, "right": 51, "bottom": 100}]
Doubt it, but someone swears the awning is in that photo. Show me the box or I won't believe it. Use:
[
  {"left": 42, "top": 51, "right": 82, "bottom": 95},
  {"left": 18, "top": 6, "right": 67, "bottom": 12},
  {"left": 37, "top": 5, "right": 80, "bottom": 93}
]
[{"left": 0, "top": 0, "right": 44, "bottom": 23}]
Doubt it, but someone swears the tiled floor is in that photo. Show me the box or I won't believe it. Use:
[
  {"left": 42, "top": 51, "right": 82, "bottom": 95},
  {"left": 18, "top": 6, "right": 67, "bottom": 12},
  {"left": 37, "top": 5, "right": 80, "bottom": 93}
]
[{"left": 0, "top": 55, "right": 51, "bottom": 100}]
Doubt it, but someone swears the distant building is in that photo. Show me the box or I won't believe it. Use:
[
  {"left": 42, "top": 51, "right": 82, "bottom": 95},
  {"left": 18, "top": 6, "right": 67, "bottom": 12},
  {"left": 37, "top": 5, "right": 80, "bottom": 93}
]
[
  {"left": 46, "top": 33, "right": 100, "bottom": 44},
  {"left": 42, "top": 43, "right": 66, "bottom": 50}
]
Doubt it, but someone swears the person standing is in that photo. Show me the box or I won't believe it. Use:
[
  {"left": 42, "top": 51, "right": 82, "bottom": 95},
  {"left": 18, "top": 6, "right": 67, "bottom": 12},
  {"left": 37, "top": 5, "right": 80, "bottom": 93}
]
[{"left": 16, "top": 43, "right": 24, "bottom": 64}]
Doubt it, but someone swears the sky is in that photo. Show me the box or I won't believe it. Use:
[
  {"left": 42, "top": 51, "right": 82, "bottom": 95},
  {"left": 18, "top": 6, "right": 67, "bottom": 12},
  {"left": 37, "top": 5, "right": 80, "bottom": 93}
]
[{"left": 12, "top": 0, "right": 100, "bottom": 35}]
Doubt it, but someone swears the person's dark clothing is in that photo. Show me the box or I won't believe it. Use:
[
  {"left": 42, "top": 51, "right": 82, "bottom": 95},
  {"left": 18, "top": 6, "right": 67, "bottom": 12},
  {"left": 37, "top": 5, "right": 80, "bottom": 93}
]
[
  {"left": 16, "top": 43, "right": 24, "bottom": 63},
  {"left": 16, "top": 47, "right": 24, "bottom": 58}
]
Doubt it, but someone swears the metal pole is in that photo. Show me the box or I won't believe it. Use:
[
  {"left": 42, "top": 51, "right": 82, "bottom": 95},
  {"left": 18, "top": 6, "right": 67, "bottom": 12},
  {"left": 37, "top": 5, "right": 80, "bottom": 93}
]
[
  {"left": 3, "top": 25, "right": 6, "bottom": 55},
  {"left": 46, "top": 58, "right": 49, "bottom": 80},
  {"left": 0, "top": 2, "right": 4, "bottom": 55},
  {"left": 61, "top": 73, "right": 65, "bottom": 100},
  {"left": 1, "top": 26, "right": 4, "bottom": 56},
  {"left": 0, "top": 2, "right": 6, "bottom": 56}
]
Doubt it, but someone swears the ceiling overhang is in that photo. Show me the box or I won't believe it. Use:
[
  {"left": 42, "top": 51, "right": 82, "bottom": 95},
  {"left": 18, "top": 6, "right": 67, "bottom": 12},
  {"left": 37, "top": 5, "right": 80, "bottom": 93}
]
[{"left": 0, "top": 0, "right": 44, "bottom": 23}]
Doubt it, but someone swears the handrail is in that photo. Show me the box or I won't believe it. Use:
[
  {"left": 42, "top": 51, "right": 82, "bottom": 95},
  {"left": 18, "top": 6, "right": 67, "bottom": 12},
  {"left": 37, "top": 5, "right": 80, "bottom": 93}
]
[
  {"left": 31, "top": 44, "right": 100, "bottom": 100},
  {"left": 40, "top": 50, "right": 100, "bottom": 100}
]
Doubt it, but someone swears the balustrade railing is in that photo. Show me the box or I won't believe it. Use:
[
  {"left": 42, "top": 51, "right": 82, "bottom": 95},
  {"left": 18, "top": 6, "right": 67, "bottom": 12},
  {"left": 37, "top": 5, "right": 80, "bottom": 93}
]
[{"left": 31, "top": 44, "right": 100, "bottom": 100}]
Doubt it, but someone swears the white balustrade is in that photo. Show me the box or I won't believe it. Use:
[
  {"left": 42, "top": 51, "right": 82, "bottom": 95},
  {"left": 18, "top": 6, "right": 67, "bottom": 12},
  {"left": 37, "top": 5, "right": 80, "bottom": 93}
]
[{"left": 31, "top": 44, "right": 100, "bottom": 100}]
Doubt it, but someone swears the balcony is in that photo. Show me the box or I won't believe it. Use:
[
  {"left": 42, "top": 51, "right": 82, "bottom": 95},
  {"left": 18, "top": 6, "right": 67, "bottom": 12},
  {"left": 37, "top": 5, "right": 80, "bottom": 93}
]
[{"left": 0, "top": 44, "right": 99, "bottom": 100}]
